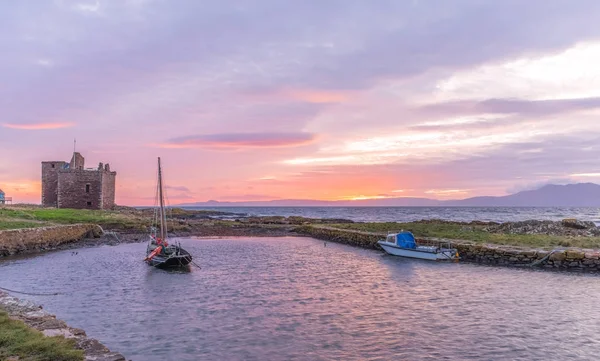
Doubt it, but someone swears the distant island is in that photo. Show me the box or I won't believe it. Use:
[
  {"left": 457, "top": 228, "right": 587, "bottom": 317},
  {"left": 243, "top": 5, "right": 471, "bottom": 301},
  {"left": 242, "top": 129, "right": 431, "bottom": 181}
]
[{"left": 178, "top": 183, "right": 600, "bottom": 207}]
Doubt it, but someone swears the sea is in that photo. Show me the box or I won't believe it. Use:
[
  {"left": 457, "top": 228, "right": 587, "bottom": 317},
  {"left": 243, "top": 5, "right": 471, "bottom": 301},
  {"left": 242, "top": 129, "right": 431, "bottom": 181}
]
[{"left": 184, "top": 206, "right": 600, "bottom": 225}]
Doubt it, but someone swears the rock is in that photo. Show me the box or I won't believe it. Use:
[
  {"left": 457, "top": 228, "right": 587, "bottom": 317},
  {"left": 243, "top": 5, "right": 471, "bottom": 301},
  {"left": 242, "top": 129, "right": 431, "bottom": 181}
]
[
  {"left": 561, "top": 218, "right": 596, "bottom": 230},
  {"left": 485, "top": 219, "right": 598, "bottom": 236},
  {"left": 549, "top": 252, "right": 566, "bottom": 261},
  {"left": 43, "top": 328, "right": 77, "bottom": 338},
  {"left": 22, "top": 316, "right": 68, "bottom": 330},
  {"left": 76, "top": 338, "right": 110, "bottom": 354},
  {"left": 87, "top": 354, "right": 127, "bottom": 361},
  {"left": 584, "top": 252, "right": 600, "bottom": 259},
  {"left": 565, "top": 250, "right": 585, "bottom": 260},
  {"left": 520, "top": 250, "right": 537, "bottom": 257},
  {"left": 70, "top": 327, "right": 87, "bottom": 336}
]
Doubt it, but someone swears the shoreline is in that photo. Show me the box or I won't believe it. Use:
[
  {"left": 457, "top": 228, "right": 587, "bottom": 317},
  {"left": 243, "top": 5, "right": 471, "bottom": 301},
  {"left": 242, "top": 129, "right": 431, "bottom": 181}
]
[
  {"left": 2, "top": 206, "right": 600, "bottom": 272},
  {"left": 0, "top": 290, "right": 128, "bottom": 361},
  {"left": 2, "top": 223, "right": 600, "bottom": 273}
]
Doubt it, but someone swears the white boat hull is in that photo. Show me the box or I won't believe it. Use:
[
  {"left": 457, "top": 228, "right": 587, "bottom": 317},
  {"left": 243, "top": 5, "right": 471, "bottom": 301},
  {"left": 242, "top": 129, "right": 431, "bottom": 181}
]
[{"left": 378, "top": 241, "right": 458, "bottom": 261}]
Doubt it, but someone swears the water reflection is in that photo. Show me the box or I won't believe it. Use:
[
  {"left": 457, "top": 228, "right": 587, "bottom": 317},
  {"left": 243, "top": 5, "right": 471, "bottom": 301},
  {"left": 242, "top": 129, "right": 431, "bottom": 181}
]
[{"left": 1, "top": 237, "right": 599, "bottom": 361}]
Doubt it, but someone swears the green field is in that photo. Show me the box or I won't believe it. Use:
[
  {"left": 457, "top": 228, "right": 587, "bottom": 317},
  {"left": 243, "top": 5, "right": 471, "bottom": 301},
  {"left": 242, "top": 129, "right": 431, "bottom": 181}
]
[
  {"left": 0, "top": 310, "right": 84, "bottom": 361},
  {"left": 0, "top": 205, "right": 229, "bottom": 232},
  {"left": 0, "top": 206, "right": 148, "bottom": 231}
]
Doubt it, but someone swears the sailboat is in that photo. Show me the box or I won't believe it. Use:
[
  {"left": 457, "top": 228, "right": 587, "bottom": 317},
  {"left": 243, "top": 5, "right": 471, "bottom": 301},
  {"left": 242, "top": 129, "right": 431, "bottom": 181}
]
[{"left": 144, "top": 157, "right": 193, "bottom": 269}]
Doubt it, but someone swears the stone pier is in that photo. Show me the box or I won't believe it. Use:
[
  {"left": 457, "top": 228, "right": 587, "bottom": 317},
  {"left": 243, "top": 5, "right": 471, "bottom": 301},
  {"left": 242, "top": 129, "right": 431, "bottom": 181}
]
[{"left": 295, "top": 225, "right": 600, "bottom": 271}]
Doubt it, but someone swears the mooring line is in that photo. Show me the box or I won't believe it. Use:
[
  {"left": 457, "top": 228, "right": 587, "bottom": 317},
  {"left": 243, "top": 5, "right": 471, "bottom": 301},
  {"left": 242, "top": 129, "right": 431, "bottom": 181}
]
[
  {"left": 0, "top": 286, "right": 60, "bottom": 296},
  {"left": 528, "top": 249, "right": 559, "bottom": 267}
]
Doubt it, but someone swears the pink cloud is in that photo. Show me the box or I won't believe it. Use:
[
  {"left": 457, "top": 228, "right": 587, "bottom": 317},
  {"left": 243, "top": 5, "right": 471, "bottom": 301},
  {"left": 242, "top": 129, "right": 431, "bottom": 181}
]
[
  {"left": 2, "top": 122, "right": 75, "bottom": 130},
  {"left": 156, "top": 132, "right": 317, "bottom": 149},
  {"left": 242, "top": 88, "right": 355, "bottom": 104}
]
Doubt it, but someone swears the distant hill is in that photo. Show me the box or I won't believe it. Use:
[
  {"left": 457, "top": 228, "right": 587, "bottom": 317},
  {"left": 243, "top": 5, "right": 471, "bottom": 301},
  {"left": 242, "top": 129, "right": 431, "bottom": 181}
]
[
  {"left": 448, "top": 183, "right": 600, "bottom": 207},
  {"left": 177, "top": 183, "right": 600, "bottom": 207}
]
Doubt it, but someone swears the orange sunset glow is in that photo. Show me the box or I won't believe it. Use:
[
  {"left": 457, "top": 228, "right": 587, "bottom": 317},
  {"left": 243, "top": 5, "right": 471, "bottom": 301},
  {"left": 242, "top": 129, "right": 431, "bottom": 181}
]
[{"left": 2, "top": 1, "right": 600, "bottom": 206}]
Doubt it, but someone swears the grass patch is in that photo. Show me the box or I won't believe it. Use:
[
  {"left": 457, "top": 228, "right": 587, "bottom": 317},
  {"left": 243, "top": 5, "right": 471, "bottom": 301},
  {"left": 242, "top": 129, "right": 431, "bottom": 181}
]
[
  {"left": 329, "top": 222, "right": 600, "bottom": 249},
  {"left": 0, "top": 219, "right": 48, "bottom": 231},
  {"left": 0, "top": 206, "right": 228, "bottom": 232},
  {"left": 0, "top": 207, "right": 149, "bottom": 231},
  {"left": 0, "top": 310, "right": 84, "bottom": 361}
]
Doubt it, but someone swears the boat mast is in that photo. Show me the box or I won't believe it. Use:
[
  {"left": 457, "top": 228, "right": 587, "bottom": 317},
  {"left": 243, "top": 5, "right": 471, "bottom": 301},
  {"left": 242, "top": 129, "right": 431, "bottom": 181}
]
[{"left": 158, "top": 157, "right": 167, "bottom": 241}]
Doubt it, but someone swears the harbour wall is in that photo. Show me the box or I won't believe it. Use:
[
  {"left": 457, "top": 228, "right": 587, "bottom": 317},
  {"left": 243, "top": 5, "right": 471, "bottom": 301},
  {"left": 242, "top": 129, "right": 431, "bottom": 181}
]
[
  {"left": 295, "top": 225, "right": 600, "bottom": 272},
  {"left": 0, "top": 224, "right": 103, "bottom": 257}
]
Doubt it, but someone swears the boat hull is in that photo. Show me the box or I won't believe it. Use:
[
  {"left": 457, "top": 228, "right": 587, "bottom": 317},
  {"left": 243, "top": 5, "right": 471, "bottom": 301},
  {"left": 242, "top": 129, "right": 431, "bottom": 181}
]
[
  {"left": 145, "top": 246, "right": 193, "bottom": 269},
  {"left": 378, "top": 241, "right": 457, "bottom": 261}
]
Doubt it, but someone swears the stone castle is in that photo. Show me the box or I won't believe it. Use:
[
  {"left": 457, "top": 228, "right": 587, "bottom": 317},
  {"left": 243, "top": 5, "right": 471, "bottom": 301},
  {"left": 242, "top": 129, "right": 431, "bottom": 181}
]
[{"left": 41, "top": 152, "right": 116, "bottom": 210}]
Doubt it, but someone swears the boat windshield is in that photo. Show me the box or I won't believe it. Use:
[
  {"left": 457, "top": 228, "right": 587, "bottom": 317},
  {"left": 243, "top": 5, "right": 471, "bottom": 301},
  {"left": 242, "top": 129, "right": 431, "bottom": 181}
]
[{"left": 386, "top": 234, "right": 396, "bottom": 244}]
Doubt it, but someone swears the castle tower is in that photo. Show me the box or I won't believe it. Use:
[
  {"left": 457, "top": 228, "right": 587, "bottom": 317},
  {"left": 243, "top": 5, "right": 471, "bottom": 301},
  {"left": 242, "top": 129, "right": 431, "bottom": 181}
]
[
  {"left": 41, "top": 161, "right": 67, "bottom": 207},
  {"left": 69, "top": 152, "right": 85, "bottom": 170}
]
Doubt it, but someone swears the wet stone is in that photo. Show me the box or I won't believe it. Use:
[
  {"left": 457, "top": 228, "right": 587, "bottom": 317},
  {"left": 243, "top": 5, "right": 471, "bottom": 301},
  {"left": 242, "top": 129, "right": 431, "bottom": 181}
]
[
  {"left": 565, "top": 250, "right": 585, "bottom": 260},
  {"left": 550, "top": 252, "right": 566, "bottom": 261}
]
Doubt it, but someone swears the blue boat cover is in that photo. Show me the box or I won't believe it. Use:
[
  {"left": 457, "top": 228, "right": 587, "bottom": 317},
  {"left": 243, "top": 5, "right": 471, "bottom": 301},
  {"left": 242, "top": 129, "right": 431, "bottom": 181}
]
[{"left": 396, "top": 232, "right": 416, "bottom": 249}]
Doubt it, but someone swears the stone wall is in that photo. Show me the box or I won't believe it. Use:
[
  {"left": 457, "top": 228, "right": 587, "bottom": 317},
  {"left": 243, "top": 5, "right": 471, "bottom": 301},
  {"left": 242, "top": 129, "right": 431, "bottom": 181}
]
[
  {"left": 57, "top": 169, "right": 104, "bottom": 209},
  {"left": 294, "top": 225, "right": 382, "bottom": 249},
  {"left": 0, "top": 224, "right": 102, "bottom": 257},
  {"left": 455, "top": 243, "right": 600, "bottom": 271},
  {"left": 295, "top": 225, "right": 600, "bottom": 272},
  {"left": 101, "top": 169, "right": 116, "bottom": 209},
  {"left": 41, "top": 161, "right": 66, "bottom": 207}
]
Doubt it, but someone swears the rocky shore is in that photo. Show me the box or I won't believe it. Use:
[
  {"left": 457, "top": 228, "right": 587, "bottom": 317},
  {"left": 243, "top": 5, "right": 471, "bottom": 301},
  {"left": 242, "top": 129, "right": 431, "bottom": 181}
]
[
  {"left": 3, "top": 215, "right": 600, "bottom": 272},
  {"left": 0, "top": 290, "right": 127, "bottom": 361}
]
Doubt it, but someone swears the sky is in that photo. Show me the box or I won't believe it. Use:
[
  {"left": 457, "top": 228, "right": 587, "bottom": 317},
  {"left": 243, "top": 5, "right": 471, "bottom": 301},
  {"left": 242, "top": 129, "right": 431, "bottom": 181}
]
[{"left": 1, "top": 0, "right": 600, "bottom": 205}]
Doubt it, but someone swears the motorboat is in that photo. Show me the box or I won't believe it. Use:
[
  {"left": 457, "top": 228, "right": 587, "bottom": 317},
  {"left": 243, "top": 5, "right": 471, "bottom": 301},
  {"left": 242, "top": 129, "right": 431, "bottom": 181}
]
[{"left": 378, "top": 231, "right": 459, "bottom": 261}]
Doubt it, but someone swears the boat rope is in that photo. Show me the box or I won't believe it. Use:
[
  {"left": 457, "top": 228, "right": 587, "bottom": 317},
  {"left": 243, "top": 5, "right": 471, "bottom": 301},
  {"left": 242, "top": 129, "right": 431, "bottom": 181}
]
[
  {"left": 190, "top": 260, "right": 202, "bottom": 269},
  {"left": 95, "top": 225, "right": 121, "bottom": 242},
  {"left": 0, "top": 286, "right": 60, "bottom": 296},
  {"left": 528, "top": 249, "right": 558, "bottom": 267}
]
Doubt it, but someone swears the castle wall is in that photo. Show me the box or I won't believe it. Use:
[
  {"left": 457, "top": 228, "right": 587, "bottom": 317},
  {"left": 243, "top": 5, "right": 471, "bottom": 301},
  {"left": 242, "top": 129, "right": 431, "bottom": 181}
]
[
  {"left": 57, "top": 170, "right": 103, "bottom": 209},
  {"left": 41, "top": 161, "right": 67, "bottom": 207},
  {"left": 101, "top": 171, "right": 117, "bottom": 209}
]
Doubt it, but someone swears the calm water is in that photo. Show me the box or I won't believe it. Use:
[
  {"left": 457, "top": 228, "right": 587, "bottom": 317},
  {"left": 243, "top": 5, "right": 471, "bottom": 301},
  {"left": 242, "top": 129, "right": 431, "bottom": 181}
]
[
  {"left": 1, "top": 237, "right": 600, "bottom": 360},
  {"left": 188, "top": 206, "right": 600, "bottom": 224}
]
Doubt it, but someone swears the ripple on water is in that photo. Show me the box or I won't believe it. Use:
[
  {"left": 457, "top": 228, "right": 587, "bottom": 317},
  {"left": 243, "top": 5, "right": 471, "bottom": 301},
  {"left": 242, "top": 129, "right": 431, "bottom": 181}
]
[{"left": 1, "top": 237, "right": 600, "bottom": 361}]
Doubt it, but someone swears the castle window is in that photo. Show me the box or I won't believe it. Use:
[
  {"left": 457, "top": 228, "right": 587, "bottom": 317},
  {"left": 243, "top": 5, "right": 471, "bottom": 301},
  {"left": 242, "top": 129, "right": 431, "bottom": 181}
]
[
  {"left": 51, "top": 164, "right": 55, "bottom": 168},
  {"left": 85, "top": 184, "right": 90, "bottom": 193},
  {"left": 87, "top": 201, "right": 92, "bottom": 206}
]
